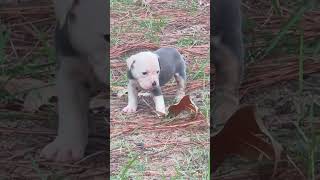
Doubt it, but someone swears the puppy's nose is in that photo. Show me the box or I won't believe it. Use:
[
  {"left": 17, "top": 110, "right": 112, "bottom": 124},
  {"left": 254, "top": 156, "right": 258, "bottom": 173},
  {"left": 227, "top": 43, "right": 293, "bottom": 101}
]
[{"left": 152, "top": 81, "right": 157, "bottom": 87}]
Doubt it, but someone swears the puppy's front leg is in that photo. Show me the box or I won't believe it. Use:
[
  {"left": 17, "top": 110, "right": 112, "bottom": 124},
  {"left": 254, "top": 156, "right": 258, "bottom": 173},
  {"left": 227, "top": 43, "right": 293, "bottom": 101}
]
[
  {"left": 152, "top": 87, "right": 166, "bottom": 114},
  {"left": 41, "top": 57, "right": 89, "bottom": 162},
  {"left": 123, "top": 80, "right": 138, "bottom": 113}
]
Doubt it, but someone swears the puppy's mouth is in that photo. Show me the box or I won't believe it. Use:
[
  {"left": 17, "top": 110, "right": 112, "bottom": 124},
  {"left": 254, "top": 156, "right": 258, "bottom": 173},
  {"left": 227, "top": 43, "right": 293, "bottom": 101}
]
[
  {"left": 139, "top": 84, "right": 156, "bottom": 91},
  {"left": 141, "top": 86, "right": 155, "bottom": 91},
  {"left": 138, "top": 79, "right": 159, "bottom": 91}
]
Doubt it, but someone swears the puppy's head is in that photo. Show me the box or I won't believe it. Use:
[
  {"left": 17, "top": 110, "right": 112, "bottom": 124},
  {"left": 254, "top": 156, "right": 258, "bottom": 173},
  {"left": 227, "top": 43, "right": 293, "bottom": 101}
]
[{"left": 126, "top": 51, "right": 160, "bottom": 90}]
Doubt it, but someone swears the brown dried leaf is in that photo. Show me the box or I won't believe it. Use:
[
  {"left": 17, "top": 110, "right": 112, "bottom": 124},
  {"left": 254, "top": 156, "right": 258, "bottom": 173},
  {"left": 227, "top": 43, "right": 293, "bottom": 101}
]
[
  {"left": 167, "top": 95, "right": 199, "bottom": 118},
  {"left": 0, "top": 76, "right": 56, "bottom": 112},
  {"left": 111, "top": 86, "right": 127, "bottom": 98},
  {"left": 211, "top": 105, "right": 283, "bottom": 177},
  {"left": 23, "top": 86, "right": 56, "bottom": 112},
  {"left": 1, "top": 76, "right": 47, "bottom": 98},
  {"left": 90, "top": 94, "right": 108, "bottom": 110}
]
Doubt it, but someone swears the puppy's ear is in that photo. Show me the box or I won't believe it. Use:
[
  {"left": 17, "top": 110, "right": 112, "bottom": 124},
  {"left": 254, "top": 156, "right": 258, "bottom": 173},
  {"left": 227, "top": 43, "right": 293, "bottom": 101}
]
[
  {"left": 126, "top": 55, "right": 136, "bottom": 69},
  {"left": 155, "top": 54, "right": 161, "bottom": 70}
]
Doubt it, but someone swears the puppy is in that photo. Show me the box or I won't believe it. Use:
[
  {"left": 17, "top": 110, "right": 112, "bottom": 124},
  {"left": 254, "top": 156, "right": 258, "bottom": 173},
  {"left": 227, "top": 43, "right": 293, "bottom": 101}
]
[
  {"left": 123, "top": 47, "right": 186, "bottom": 114},
  {"left": 40, "top": 0, "right": 108, "bottom": 162}
]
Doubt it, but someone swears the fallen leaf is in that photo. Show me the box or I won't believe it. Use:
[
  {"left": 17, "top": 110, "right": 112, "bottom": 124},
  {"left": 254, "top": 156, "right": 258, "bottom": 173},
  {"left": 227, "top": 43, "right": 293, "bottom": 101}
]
[
  {"left": 111, "top": 86, "right": 126, "bottom": 92},
  {"left": 211, "top": 105, "right": 283, "bottom": 178},
  {"left": 167, "top": 95, "right": 199, "bottom": 118},
  {"left": 23, "top": 86, "right": 56, "bottom": 112},
  {"left": 0, "top": 76, "right": 56, "bottom": 112},
  {"left": 90, "top": 95, "right": 107, "bottom": 110},
  {"left": 111, "top": 86, "right": 127, "bottom": 97},
  {"left": 1, "top": 76, "right": 47, "bottom": 98}
]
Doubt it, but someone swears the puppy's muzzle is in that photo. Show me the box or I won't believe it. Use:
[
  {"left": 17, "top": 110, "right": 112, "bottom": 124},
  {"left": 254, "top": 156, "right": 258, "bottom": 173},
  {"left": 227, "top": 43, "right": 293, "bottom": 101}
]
[
  {"left": 152, "top": 81, "right": 157, "bottom": 87},
  {"left": 138, "top": 78, "right": 158, "bottom": 90}
]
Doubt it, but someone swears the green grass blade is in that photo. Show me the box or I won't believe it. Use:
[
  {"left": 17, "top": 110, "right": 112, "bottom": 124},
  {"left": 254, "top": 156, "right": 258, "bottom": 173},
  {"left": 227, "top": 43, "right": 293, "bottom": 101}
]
[
  {"left": 298, "top": 29, "right": 304, "bottom": 96},
  {"left": 271, "top": 0, "right": 281, "bottom": 15},
  {"left": 307, "top": 102, "right": 315, "bottom": 180},
  {"left": 0, "top": 26, "right": 9, "bottom": 65},
  {"left": 31, "top": 158, "right": 47, "bottom": 180},
  {"left": 312, "top": 38, "right": 320, "bottom": 57},
  {"left": 259, "top": 1, "right": 313, "bottom": 59},
  {"left": 119, "top": 154, "right": 139, "bottom": 179}
]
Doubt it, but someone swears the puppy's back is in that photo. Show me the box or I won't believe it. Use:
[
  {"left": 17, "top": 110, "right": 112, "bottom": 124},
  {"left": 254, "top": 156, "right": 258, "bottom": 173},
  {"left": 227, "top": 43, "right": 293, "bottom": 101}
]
[{"left": 154, "top": 48, "right": 186, "bottom": 86}]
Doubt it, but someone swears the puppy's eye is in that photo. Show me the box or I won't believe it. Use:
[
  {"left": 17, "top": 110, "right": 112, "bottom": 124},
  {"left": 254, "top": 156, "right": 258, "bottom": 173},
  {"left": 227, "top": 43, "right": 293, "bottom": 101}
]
[
  {"left": 157, "top": 71, "right": 160, "bottom": 74},
  {"left": 142, "top": 72, "right": 148, "bottom": 75}
]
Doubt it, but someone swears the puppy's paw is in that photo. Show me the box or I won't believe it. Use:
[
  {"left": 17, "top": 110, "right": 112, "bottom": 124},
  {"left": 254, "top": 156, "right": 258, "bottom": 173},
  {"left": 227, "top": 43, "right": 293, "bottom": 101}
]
[
  {"left": 122, "top": 105, "right": 137, "bottom": 113},
  {"left": 156, "top": 109, "right": 166, "bottom": 115},
  {"left": 154, "top": 95, "right": 166, "bottom": 114},
  {"left": 175, "top": 91, "right": 185, "bottom": 101},
  {"left": 40, "top": 137, "right": 87, "bottom": 162}
]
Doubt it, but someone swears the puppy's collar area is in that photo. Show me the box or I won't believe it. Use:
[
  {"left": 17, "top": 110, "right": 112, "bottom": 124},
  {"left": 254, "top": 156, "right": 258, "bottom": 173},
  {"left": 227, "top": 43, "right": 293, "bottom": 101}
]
[{"left": 151, "top": 86, "right": 162, "bottom": 96}]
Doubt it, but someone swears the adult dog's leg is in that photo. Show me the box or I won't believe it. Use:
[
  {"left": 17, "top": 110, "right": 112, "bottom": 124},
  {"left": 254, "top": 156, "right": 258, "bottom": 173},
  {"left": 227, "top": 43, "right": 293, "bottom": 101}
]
[
  {"left": 214, "top": 0, "right": 244, "bottom": 71},
  {"left": 41, "top": 0, "right": 107, "bottom": 162},
  {"left": 212, "top": 0, "right": 244, "bottom": 125},
  {"left": 41, "top": 58, "right": 90, "bottom": 162}
]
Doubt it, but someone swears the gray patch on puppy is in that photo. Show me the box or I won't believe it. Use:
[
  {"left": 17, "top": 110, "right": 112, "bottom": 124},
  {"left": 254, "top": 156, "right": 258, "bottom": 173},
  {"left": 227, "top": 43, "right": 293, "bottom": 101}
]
[
  {"left": 151, "top": 86, "right": 162, "bottom": 96},
  {"left": 127, "top": 70, "right": 135, "bottom": 80},
  {"left": 154, "top": 47, "right": 186, "bottom": 86},
  {"left": 127, "top": 60, "right": 136, "bottom": 80}
]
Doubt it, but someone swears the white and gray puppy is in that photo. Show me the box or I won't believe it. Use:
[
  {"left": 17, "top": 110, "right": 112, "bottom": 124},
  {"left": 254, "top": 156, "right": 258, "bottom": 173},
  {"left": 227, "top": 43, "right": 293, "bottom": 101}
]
[
  {"left": 123, "top": 47, "right": 186, "bottom": 114},
  {"left": 40, "top": 0, "right": 108, "bottom": 162}
]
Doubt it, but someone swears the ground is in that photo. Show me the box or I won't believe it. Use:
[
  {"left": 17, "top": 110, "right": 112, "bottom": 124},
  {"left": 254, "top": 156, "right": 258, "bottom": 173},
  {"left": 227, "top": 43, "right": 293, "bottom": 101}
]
[
  {"left": 0, "top": 1, "right": 108, "bottom": 179},
  {"left": 110, "top": 0, "right": 210, "bottom": 179},
  {"left": 213, "top": 0, "right": 320, "bottom": 179}
]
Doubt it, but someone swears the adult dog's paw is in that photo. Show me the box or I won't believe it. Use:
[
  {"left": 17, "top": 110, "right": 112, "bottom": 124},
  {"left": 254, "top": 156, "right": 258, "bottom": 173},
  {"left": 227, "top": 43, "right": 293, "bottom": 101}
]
[
  {"left": 122, "top": 105, "right": 137, "bottom": 113},
  {"left": 41, "top": 137, "right": 87, "bottom": 162}
]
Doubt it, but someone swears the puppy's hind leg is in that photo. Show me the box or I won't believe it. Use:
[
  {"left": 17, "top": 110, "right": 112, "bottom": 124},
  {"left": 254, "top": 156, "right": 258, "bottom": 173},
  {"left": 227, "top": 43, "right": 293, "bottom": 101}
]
[
  {"left": 41, "top": 57, "right": 90, "bottom": 162},
  {"left": 174, "top": 73, "right": 186, "bottom": 101},
  {"left": 174, "top": 64, "right": 187, "bottom": 101}
]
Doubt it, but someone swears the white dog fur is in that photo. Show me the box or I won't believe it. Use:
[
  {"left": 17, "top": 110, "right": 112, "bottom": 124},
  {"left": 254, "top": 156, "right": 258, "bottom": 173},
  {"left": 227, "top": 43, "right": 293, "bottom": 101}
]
[{"left": 123, "top": 47, "right": 186, "bottom": 114}]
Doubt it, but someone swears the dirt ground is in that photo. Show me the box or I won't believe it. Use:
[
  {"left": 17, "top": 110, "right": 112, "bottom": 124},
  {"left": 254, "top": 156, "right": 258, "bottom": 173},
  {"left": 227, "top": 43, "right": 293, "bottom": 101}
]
[
  {"left": 110, "top": 0, "right": 210, "bottom": 179},
  {"left": 213, "top": 0, "right": 320, "bottom": 179}
]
